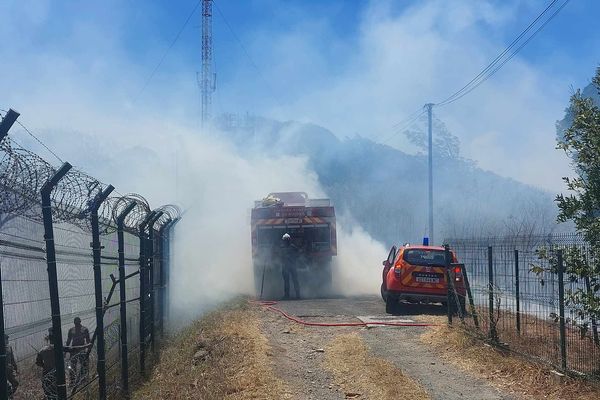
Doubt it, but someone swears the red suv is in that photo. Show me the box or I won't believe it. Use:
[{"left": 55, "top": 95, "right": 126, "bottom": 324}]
[{"left": 381, "top": 245, "right": 466, "bottom": 314}]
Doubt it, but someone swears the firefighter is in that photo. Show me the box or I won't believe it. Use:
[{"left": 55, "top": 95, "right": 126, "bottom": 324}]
[
  {"left": 280, "top": 233, "right": 301, "bottom": 300},
  {"left": 66, "top": 317, "right": 91, "bottom": 387},
  {"left": 4, "top": 334, "right": 18, "bottom": 394},
  {"left": 36, "top": 328, "right": 56, "bottom": 400}
]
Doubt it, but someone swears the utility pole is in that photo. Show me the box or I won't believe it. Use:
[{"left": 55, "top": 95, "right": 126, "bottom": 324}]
[
  {"left": 425, "top": 103, "right": 434, "bottom": 244},
  {"left": 200, "top": 0, "right": 215, "bottom": 128}
]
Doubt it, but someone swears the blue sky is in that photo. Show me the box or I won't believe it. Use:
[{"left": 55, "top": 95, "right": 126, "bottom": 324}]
[{"left": 1, "top": 0, "right": 599, "bottom": 191}]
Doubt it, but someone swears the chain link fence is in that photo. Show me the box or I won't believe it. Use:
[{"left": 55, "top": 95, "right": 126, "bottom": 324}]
[{"left": 0, "top": 108, "right": 181, "bottom": 399}]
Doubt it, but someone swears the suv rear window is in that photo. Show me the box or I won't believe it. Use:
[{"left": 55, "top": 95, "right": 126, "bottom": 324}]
[{"left": 403, "top": 249, "right": 446, "bottom": 266}]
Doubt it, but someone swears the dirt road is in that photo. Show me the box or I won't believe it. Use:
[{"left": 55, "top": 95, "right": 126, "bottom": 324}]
[
  {"left": 135, "top": 296, "right": 600, "bottom": 399},
  {"left": 258, "top": 296, "right": 513, "bottom": 400}
]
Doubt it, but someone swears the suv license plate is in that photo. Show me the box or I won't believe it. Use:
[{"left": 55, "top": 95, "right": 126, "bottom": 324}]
[{"left": 415, "top": 276, "right": 440, "bottom": 284}]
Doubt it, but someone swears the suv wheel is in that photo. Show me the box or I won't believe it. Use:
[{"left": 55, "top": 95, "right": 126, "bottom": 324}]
[
  {"left": 385, "top": 296, "right": 401, "bottom": 315},
  {"left": 380, "top": 283, "right": 388, "bottom": 302}
]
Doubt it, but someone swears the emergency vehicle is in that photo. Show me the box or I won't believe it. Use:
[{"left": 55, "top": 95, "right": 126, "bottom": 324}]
[
  {"left": 251, "top": 192, "right": 337, "bottom": 298},
  {"left": 381, "top": 244, "right": 466, "bottom": 314}
]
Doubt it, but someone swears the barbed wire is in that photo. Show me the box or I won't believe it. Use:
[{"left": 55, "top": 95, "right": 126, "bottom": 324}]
[
  {"left": 110, "top": 194, "right": 151, "bottom": 232},
  {"left": 1, "top": 137, "right": 56, "bottom": 218},
  {"left": 155, "top": 204, "right": 182, "bottom": 228},
  {"left": 0, "top": 108, "right": 176, "bottom": 399},
  {"left": 0, "top": 109, "right": 180, "bottom": 235}
]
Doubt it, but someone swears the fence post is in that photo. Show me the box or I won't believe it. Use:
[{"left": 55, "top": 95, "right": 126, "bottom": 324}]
[
  {"left": 164, "top": 218, "right": 179, "bottom": 332},
  {"left": 90, "top": 185, "right": 114, "bottom": 400},
  {"left": 459, "top": 263, "right": 479, "bottom": 329},
  {"left": 444, "top": 245, "right": 453, "bottom": 325},
  {"left": 584, "top": 276, "right": 600, "bottom": 346},
  {"left": 0, "top": 261, "right": 6, "bottom": 400},
  {"left": 557, "top": 249, "right": 567, "bottom": 371},
  {"left": 157, "top": 220, "right": 171, "bottom": 338},
  {"left": 139, "top": 211, "right": 155, "bottom": 375},
  {"left": 41, "top": 162, "right": 72, "bottom": 400},
  {"left": 148, "top": 212, "right": 163, "bottom": 354},
  {"left": 488, "top": 246, "right": 497, "bottom": 341},
  {"left": 117, "top": 202, "right": 137, "bottom": 397},
  {"left": 515, "top": 249, "right": 521, "bottom": 335},
  {"left": 0, "top": 109, "right": 19, "bottom": 399},
  {"left": 0, "top": 108, "right": 20, "bottom": 142}
]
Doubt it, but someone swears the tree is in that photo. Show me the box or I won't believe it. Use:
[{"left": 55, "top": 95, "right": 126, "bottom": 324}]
[
  {"left": 554, "top": 66, "right": 600, "bottom": 325},
  {"left": 404, "top": 116, "right": 461, "bottom": 161}
]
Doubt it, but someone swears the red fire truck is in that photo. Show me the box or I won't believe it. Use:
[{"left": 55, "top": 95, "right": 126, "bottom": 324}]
[{"left": 251, "top": 192, "right": 337, "bottom": 298}]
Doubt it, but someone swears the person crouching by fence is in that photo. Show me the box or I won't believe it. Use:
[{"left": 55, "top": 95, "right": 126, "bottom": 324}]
[
  {"left": 36, "top": 328, "right": 56, "bottom": 400},
  {"left": 4, "top": 334, "right": 18, "bottom": 394},
  {"left": 65, "top": 317, "right": 91, "bottom": 387}
]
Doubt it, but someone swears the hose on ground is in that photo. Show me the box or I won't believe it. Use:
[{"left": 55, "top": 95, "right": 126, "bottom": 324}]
[{"left": 249, "top": 300, "right": 438, "bottom": 327}]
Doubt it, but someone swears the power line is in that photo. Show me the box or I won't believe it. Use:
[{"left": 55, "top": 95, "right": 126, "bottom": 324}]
[
  {"left": 14, "top": 120, "right": 64, "bottom": 163},
  {"left": 391, "top": 107, "right": 426, "bottom": 129},
  {"left": 2, "top": 110, "right": 126, "bottom": 199},
  {"left": 437, "top": 0, "right": 559, "bottom": 106},
  {"left": 380, "top": 109, "right": 426, "bottom": 145},
  {"left": 438, "top": 0, "right": 571, "bottom": 107},
  {"left": 379, "top": 0, "right": 569, "bottom": 146},
  {"left": 436, "top": 0, "right": 569, "bottom": 107},
  {"left": 368, "top": 107, "right": 425, "bottom": 146},
  {"left": 133, "top": 0, "right": 202, "bottom": 103}
]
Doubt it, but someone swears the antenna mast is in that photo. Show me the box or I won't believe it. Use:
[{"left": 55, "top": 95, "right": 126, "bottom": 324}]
[{"left": 201, "top": 0, "right": 214, "bottom": 128}]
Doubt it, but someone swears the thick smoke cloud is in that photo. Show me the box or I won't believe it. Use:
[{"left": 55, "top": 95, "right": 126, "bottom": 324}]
[
  {"left": 25, "top": 120, "right": 387, "bottom": 322},
  {"left": 168, "top": 133, "right": 327, "bottom": 322},
  {"left": 222, "top": 1, "right": 573, "bottom": 192},
  {"left": 0, "top": 0, "right": 579, "bottom": 192},
  {"left": 166, "top": 132, "right": 389, "bottom": 322},
  {"left": 0, "top": 0, "right": 587, "bottom": 324}
]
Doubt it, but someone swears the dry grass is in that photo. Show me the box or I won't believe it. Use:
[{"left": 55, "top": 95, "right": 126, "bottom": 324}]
[
  {"left": 466, "top": 306, "right": 600, "bottom": 375},
  {"left": 420, "top": 319, "right": 600, "bottom": 400},
  {"left": 11, "top": 365, "right": 47, "bottom": 399},
  {"left": 132, "top": 301, "right": 287, "bottom": 400},
  {"left": 324, "top": 332, "right": 430, "bottom": 400}
]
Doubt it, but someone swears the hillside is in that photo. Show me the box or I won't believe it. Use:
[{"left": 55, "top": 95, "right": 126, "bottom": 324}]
[{"left": 215, "top": 115, "right": 558, "bottom": 245}]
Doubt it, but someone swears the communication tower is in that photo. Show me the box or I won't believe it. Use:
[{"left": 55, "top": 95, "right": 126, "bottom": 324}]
[{"left": 200, "top": 0, "right": 215, "bottom": 127}]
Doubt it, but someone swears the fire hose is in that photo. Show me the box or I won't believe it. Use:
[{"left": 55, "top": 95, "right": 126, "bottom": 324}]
[{"left": 249, "top": 300, "right": 439, "bottom": 327}]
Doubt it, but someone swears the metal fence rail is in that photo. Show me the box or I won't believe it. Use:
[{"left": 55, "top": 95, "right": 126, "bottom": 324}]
[
  {"left": 0, "top": 108, "right": 181, "bottom": 400},
  {"left": 446, "top": 233, "right": 600, "bottom": 379}
]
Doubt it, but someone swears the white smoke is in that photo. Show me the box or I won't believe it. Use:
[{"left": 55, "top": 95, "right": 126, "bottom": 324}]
[
  {"left": 6, "top": 108, "right": 389, "bottom": 326},
  {"left": 332, "top": 221, "right": 389, "bottom": 296},
  {"left": 165, "top": 131, "right": 389, "bottom": 323},
  {"left": 168, "top": 131, "right": 325, "bottom": 322}
]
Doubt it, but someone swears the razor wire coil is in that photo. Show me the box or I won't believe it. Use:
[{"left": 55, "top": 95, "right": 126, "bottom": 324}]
[{"left": 0, "top": 135, "right": 180, "bottom": 233}]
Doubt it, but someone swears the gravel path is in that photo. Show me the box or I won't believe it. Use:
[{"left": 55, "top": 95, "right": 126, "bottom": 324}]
[
  {"left": 259, "top": 307, "right": 350, "bottom": 399},
  {"left": 361, "top": 327, "right": 512, "bottom": 400},
  {"left": 258, "top": 296, "right": 515, "bottom": 400}
]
